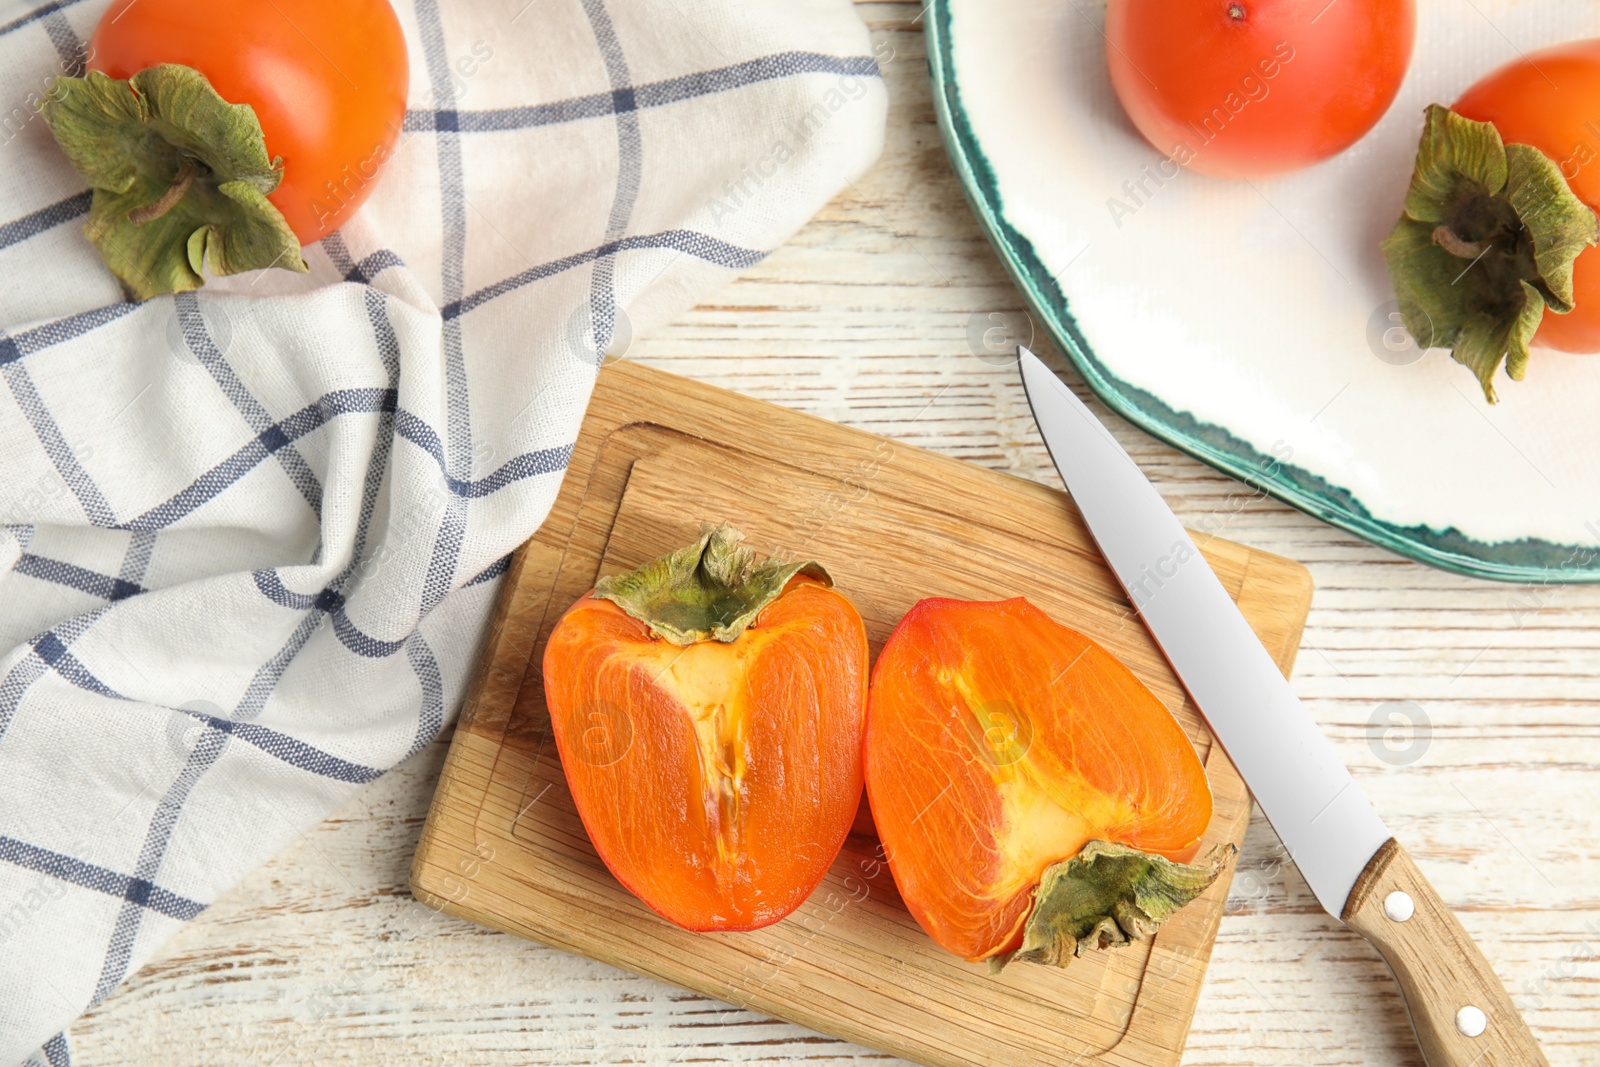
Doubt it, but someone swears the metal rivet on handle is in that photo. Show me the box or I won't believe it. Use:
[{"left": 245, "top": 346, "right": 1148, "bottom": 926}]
[
  {"left": 1383, "top": 891, "right": 1415, "bottom": 922},
  {"left": 1456, "top": 1005, "right": 1487, "bottom": 1038}
]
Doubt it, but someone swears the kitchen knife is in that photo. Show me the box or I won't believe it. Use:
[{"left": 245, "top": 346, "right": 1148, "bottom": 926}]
[{"left": 1018, "top": 346, "right": 1548, "bottom": 1067}]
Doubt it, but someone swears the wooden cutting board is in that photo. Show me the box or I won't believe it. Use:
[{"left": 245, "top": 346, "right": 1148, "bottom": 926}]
[{"left": 410, "top": 359, "right": 1314, "bottom": 1067}]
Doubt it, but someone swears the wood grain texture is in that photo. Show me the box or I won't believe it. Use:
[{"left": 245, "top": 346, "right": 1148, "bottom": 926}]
[
  {"left": 407, "top": 359, "right": 1314, "bottom": 1067},
  {"left": 61, "top": 4, "right": 1599, "bottom": 1064},
  {"left": 1342, "top": 839, "right": 1550, "bottom": 1067}
]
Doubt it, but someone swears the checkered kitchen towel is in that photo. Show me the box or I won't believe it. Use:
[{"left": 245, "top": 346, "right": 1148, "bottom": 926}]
[{"left": 0, "top": 0, "right": 886, "bottom": 1058}]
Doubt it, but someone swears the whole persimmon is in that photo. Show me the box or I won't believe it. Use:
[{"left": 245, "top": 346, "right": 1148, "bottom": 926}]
[{"left": 42, "top": 0, "right": 409, "bottom": 298}]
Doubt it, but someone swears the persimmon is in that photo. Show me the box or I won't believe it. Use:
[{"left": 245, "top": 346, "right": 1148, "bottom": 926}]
[
  {"left": 543, "top": 526, "right": 868, "bottom": 932},
  {"left": 1106, "top": 0, "right": 1415, "bottom": 179},
  {"left": 41, "top": 0, "right": 409, "bottom": 299},
  {"left": 1383, "top": 43, "right": 1600, "bottom": 401},
  {"left": 865, "top": 597, "right": 1229, "bottom": 967},
  {"left": 1451, "top": 41, "right": 1600, "bottom": 356}
]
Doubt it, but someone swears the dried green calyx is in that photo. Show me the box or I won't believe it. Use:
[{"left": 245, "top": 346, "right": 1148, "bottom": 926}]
[
  {"left": 39, "top": 64, "right": 308, "bottom": 301},
  {"left": 594, "top": 524, "right": 829, "bottom": 646},
  {"left": 1382, "top": 104, "right": 1599, "bottom": 403},
  {"left": 988, "top": 839, "right": 1236, "bottom": 973}
]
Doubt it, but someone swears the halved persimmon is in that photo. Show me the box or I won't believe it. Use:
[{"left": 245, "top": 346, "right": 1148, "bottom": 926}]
[
  {"left": 543, "top": 525, "right": 868, "bottom": 932},
  {"left": 865, "top": 597, "right": 1229, "bottom": 968}
]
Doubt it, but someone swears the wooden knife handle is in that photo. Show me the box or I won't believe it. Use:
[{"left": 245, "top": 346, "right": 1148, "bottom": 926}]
[{"left": 1342, "top": 838, "right": 1548, "bottom": 1067}]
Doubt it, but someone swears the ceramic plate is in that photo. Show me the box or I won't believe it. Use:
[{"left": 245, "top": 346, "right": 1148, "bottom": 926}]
[{"left": 929, "top": 0, "right": 1600, "bottom": 582}]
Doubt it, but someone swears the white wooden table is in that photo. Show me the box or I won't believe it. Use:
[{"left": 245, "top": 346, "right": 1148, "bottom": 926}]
[{"left": 65, "top": 4, "right": 1600, "bottom": 1064}]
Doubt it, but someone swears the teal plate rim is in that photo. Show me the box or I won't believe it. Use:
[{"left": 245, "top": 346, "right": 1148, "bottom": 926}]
[{"left": 925, "top": 0, "right": 1600, "bottom": 585}]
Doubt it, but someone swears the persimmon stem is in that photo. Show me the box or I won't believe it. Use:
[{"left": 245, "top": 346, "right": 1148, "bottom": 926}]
[
  {"left": 1431, "top": 224, "right": 1489, "bottom": 260},
  {"left": 592, "top": 524, "right": 830, "bottom": 645},
  {"left": 127, "top": 160, "right": 196, "bottom": 224}
]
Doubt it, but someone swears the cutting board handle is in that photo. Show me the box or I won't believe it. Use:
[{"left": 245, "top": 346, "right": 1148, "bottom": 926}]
[{"left": 1342, "top": 838, "right": 1548, "bottom": 1066}]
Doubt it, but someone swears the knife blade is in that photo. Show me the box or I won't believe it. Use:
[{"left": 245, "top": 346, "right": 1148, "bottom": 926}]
[
  {"left": 1018, "top": 346, "right": 1547, "bottom": 1067},
  {"left": 1018, "top": 348, "right": 1389, "bottom": 915}
]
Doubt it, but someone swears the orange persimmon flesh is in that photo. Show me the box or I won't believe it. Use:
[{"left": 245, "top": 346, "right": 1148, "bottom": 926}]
[
  {"left": 865, "top": 597, "right": 1213, "bottom": 962},
  {"left": 544, "top": 576, "right": 868, "bottom": 932}
]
